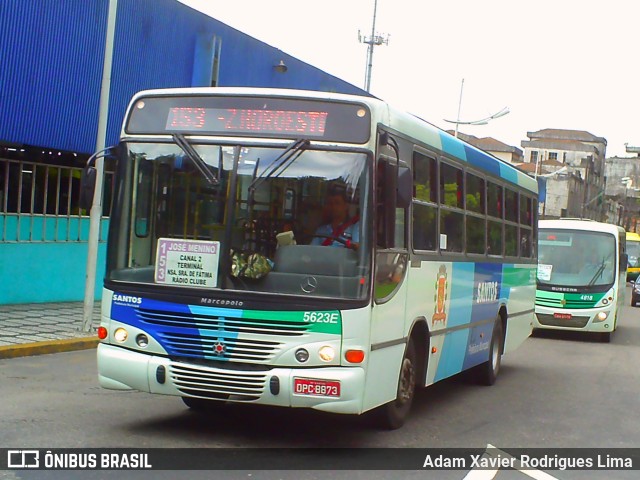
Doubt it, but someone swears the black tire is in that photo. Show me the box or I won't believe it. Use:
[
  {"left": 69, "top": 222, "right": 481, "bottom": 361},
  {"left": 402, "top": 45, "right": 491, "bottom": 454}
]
[
  {"left": 477, "top": 319, "right": 503, "bottom": 386},
  {"left": 375, "top": 340, "right": 417, "bottom": 430},
  {"left": 181, "top": 396, "right": 226, "bottom": 411}
]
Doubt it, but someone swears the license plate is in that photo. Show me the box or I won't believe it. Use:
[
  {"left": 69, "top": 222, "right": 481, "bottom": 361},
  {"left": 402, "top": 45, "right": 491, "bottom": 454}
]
[
  {"left": 293, "top": 378, "right": 340, "bottom": 397},
  {"left": 554, "top": 312, "right": 572, "bottom": 320}
]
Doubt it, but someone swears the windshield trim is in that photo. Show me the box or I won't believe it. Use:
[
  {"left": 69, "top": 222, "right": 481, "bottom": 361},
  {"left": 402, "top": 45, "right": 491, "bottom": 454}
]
[{"left": 104, "top": 278, "right": 371, "bottom": 311}]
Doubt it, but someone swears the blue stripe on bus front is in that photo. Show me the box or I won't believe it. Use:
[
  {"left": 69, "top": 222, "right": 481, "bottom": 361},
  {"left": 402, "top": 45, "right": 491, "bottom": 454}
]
[{"left": 188, "top": 305, "right": 240, "bottom": 361}]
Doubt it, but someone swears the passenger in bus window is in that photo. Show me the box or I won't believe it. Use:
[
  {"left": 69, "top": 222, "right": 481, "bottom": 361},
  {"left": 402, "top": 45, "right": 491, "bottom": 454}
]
[{"left": 310, "top": 187, "right": 359, "bottom": 249}]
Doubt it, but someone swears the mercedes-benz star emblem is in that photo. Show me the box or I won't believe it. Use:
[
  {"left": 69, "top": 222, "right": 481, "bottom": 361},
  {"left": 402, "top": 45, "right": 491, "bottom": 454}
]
[
  {"left": 213, "top": 340, "right": 226, "bottom": 355},
  {"left": 301, "top": 276, "right": 318, "bottom": 293}
]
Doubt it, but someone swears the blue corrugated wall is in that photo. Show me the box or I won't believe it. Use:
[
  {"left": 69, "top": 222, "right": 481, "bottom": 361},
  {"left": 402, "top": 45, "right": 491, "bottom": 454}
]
[
  {"left": 0, "top": 0, "right": 108, "bottom": 152},
  {"left": 0, "top": 0, "right": 367, "bottom": 154}
]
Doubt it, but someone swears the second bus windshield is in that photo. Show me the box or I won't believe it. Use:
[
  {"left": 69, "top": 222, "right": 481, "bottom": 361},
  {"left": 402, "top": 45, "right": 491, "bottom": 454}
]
[{"left": 537, "top": 229, "right": 616, "bottom": 289}]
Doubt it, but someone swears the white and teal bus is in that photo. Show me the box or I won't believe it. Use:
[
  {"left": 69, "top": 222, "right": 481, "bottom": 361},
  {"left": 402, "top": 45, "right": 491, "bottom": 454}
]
[
  {"left": 92, "top": 87, "right": 538, "bottom": 428},
  {"left": 535, "top": 219, "right": 627, "bottom": 342}
]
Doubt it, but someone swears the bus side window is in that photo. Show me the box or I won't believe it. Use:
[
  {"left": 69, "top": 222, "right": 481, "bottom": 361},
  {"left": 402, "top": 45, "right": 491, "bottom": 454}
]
[{"left": 412, "top": 151, "right": 437, "bottom": 251}]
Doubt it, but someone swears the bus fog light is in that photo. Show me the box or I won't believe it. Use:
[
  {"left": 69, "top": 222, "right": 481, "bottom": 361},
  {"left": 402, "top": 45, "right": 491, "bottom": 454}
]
[
  {"left": 136, "top": 334, "right": 149, "bottom": 348},
  {"left": 295, "top": 348, "right": 309, "bottom": 363},
  {"left": 114, "top": 328, "right": 128, "bottom": 343},
  {"left": 596, "top": 312, "right": 608, "bottom": 322},
  {"left": 318, "top": 346, "right": 335, "bottom": 362}
]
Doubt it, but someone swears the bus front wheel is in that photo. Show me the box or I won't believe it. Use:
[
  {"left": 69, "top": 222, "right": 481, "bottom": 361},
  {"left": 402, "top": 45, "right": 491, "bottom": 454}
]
[
  {"left": 476, "top": 319, "right": 502, "bottom": 386},
  {"left": 375, "top": 340, "right": 417, "bottom": 430}
]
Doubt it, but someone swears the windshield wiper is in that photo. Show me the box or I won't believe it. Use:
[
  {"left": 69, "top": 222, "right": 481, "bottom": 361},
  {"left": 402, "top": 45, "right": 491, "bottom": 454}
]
[
  {"left": 587, "top": 254, "right": 611, "bottom": 286},
  {"left": 248, "top": 139, "right": 309, "bottom": 195},
  {"left": 172, "top": 133, "right": 219, "bottom": 186}
]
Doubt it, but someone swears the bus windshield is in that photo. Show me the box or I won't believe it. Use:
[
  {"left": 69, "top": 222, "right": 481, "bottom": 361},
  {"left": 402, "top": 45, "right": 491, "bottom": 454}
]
[
  {"left": 106, "top": 141, "right": 371, "bottom": 301},
  {"left": 537, "top": 229, "right": 616, "bottom": 289},
  {"left": 627, "top": 237, "right": 640, "bottom": 268}
]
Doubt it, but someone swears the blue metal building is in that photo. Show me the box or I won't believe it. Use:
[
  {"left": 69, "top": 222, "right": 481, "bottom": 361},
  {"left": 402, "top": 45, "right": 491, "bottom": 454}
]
[{"left": 0, "top": 0, "right": 368, "bottom": 304}]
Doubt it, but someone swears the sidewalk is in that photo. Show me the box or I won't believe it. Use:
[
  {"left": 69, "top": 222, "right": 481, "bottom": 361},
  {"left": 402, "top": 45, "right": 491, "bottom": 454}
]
[{"left": 0, "top": 302, "right": 100, "bottom": 359}]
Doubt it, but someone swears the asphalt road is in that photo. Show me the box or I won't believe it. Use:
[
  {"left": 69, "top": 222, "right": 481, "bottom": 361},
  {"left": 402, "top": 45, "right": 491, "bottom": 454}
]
[{"left": 2, "top": 287, "right": 640, "bottom": 480}]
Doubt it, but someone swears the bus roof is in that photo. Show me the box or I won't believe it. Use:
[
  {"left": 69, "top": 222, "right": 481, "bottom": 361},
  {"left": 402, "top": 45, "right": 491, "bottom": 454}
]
[
  {"left": 124, "top": 87, "right": 537, "bottom": 194},
  {"left": 540, "top": 219, "right": 625, "bottom": 236}
]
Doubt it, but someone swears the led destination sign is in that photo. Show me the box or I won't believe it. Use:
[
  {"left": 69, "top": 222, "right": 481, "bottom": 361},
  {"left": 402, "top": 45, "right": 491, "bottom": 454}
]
[
  {"left": 126, "top": 95, "right": 371, "bottom": 143},
  {"left": 166, "top": 107, "right": 328, "bottom": 137}
]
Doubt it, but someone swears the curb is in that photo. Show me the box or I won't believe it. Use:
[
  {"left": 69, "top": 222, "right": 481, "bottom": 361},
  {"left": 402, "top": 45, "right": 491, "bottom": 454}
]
[{"left": 0, "top": 337, "right": 99, "bottom": 359}]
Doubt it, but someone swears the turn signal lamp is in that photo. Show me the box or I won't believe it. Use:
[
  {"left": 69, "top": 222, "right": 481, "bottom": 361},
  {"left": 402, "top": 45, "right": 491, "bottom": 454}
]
[
  {"left": 345, "top": 350, "right": 365, "bottom": 363},
  {"left": 97, "top": 327, "right": 108, "bottom": 340}
]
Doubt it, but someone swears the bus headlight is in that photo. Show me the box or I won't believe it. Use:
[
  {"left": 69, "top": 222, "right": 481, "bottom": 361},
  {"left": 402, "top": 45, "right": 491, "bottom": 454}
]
[
  {"left": 318, "top": 346, "right": 335, "bottom": 362},
  {"left": 114, "top": 328, "right": 128, "bottom": 343},
  {"left": 595, "top": 312, "right": 608, "bottom": 322}
]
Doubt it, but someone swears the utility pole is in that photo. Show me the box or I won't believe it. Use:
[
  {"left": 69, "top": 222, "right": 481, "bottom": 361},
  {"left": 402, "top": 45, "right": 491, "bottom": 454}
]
[
  {"left": 82, "top": 0, "right": 118, "bottom": 332},
  {"left": 359, "top": 0, "right": 389, "bottom": 92}
]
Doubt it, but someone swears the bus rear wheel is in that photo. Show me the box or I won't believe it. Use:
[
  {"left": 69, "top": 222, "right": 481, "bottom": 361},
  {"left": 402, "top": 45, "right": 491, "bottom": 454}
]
[
  {"left": 476, "top": 319, "right": 502, "bottom": 386},
  {"left": 375, "top": 340, "right": 417, "bottom": 430}
]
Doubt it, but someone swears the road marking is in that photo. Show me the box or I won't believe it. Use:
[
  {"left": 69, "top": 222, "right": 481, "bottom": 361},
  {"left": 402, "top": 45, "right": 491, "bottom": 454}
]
[{"left": 462, "top": 444, "right": 560, "bottom": 480}]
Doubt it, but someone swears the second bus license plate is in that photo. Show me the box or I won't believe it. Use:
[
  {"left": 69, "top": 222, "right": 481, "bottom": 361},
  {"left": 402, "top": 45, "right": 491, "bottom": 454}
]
[
  {"left": 293, "top": 378, "right": 340, "bottom": 397},
  {"left": 554, "top": 312, "right": 572, "bottom": 320}
]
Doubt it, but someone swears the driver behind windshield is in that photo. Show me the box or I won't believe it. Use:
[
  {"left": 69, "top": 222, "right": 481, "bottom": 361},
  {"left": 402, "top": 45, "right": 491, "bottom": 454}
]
[{"left": 310, "top": 187, "right": 359, "bottom": 249}]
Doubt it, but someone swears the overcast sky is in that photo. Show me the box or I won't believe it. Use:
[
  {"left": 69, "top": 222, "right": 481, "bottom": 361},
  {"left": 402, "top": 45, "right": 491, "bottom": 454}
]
[{"left": 179, "top": 0, "right": 639, "bottom": 158}]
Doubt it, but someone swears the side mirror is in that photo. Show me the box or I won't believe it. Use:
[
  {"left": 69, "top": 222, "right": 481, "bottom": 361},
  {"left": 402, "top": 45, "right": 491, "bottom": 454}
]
[
  {"left": 397, "top": 166, "right": 412, "bottom": 209},
  {"left": 382, "top": 161, "right": 398, "bottom": 248},
  {"left": 79, "top": 165, "right": 97, "bottom": 211},
  {"left": 620, "top": 253, "right": 629, "bottom": 272}
]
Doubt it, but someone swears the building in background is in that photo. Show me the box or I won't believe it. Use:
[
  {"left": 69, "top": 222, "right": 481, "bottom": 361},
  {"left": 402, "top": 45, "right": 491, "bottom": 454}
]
[
  {"left": 603, "top": 149, "right": 640, "bottom": 230},
  {"left": 520, "top": 129, "right": 607, "bottom": 220},
  {"left": 0, "top": 0, "right": 368, "bottom": 304}
]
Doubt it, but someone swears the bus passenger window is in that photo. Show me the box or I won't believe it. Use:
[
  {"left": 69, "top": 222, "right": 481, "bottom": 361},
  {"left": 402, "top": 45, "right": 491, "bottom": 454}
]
[
  {"left": 505, "top": 189, "right": 518, "bottom": 223},
  {"left": 520, "top": 195, "right": 532, "bottom": 225},
  {"left": 413, "top": 203, "right": 437, "bottom": 251},
  {"left": 487, "top": 182, "right": 502, "bottom": 218},
  {"left": 440, "top": 163, "right": 463, "bottom": 208},
  {"left": 488, "top": 221, "right": 503, "bottom": 256},
  {"left": 440, "top": 210, "right": 464, "bottom": 252},
  {"left": 520, "top": 228, "right": 532, "bottom": 257},
  {"left": 413, "top": 152, "right": 437, "bottom": 203},
  {"left": 467, "top": 216, "right": 486, "bottom": 254},
  {"left": 466, "top": 173, "right": 485, "bottom": 214},
  {"left": 505, "top": 224, "right": 518, "bottom": 256}
]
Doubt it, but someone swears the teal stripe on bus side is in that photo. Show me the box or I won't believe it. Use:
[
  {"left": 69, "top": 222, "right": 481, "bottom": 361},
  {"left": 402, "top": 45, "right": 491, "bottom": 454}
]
[{"left": 439, "top": 132, "right": 467, "bottom": 161}]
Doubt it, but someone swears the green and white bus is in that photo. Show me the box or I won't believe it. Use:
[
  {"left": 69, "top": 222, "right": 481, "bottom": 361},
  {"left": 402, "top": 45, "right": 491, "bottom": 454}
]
[
  {"left": 93, "top": 87, "right": 538, "bottom": 428},
  {"left": 535, "top": 219, "right": 627, "bottom": 342}
]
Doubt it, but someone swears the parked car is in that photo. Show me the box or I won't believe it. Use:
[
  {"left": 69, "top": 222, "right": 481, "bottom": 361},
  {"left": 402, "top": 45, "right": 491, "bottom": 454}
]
[{"left": 632, "top": 277, "right": 640, "bottom": 306}]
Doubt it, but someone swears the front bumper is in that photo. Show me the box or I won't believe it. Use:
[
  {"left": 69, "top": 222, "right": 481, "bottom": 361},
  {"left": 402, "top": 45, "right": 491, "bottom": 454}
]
[
  {"left": 97, "top": 343, "right": 365, "bottom": 414},
  {"left": 533, "top": 305, "right": 615, "bottom": 332}
]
